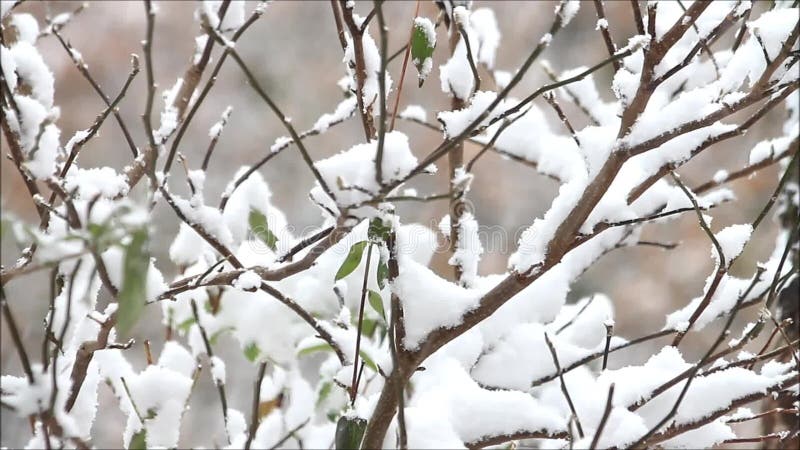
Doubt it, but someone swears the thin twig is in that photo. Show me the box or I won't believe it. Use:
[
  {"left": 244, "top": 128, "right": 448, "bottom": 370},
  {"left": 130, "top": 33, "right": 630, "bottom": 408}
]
[
  {"left": 389, "top": 0, "right": 422, "bottom": 132},
  {"left": 374, "top": 0, "right": 388, "bottom": 186},
  {"left": 244, "top": 361, "right": 267, "bottom": 450},
  {"left": 669, "top": 171, "right": 728, "bottom": 346},
  {"left": 1, "top": 296, "right": 34, "bottom": 383},
  {"left": 213, "top": 38, "right": 337, "bottom": 203},
  {"left": 544, "top": 332, "right": 584, "bottom": 439},
  {"left": 351, "top": 243, "right": 374, "bottom": 405},
  {"left": 142, "top": 0, "right": 157, "bottom": 151},
  {"left": 163, "top": 2, "right": 265, "bottom": 175},
  {"left": 52, "top": 29, "right": 139, "bottom": 157},
  {"left": 543, "top": 92, "right": 580, "bottom": 147},
  {"left": 190, "top": 299, "right": 229, "bottom": 439},
  {"left": 753, "top": 152, "right": 799, "bottom": 231},
  {"left": 592, "top": 0, "right": 620, "bottom": 71},
  {"left": 590, "top": 383, "right": 615, "bottom": 449},
  {"left": 602, "top": 322, "right": 614, "bottom": 370},
  {"left": 277, "top": 226, "right": 335, "bottom": 263}
]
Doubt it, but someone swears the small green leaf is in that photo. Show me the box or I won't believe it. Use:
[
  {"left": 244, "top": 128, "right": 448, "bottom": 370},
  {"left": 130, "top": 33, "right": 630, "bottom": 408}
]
[
  {"left": 209, "top": 327, "right": 234, "bottom": 346},
  {"left": 244, "top": 342, "right": 261, "bottom": 362},
  {"left": 298, "top": 343, "right": 334, "bottom": 357},
  {"left": 335, "top": 416, "right": 367, "bottom": 450},
  {"left": 335, "top": 241, "right": 368, "bottom": 281},
  {"left": 367, "top": 289, "right": 385, "bottom": 321},
  {"left": 129, "top": 428, "right": 147, "bottom": 450},
  {"left": 317, "top": 381, "right": 333, "bottom": 407},
  {"left": 87, "top": 223, "right": 108, "bottom": 241},
  {"left": 411, "top": 17, "right": 436, "bottom": 87},
  {"left": 361, "top": 318, "right": 378, "bottom": 338},
  {"left": 376, "top": 260, "right": 389, "bottom": 289},
  {"left": 367, "top": 217, "right": 391, "bottom": 243},
  {"left": 358, "top": 351, "right": 378, "bottom": 372},
  {"left": 176, "top": 317, "right": 196, "bottom": 333},
  {"left": 117, "top": 229, "right": 149, "bottom": 337},
  {"left": 249, "top": 209, "right": 278, "bottom": 251}
]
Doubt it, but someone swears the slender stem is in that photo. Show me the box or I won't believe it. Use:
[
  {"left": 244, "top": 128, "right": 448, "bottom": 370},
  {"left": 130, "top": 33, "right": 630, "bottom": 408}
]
[
  {"left": 630, "top": 0, "right": 645, "bottom": 35},
  {"left": 217, "top": 42, "right": 337, "bottom": 203},
  {"left": 1, "top": 295, "right": 34, "bottom": 383},
  {"left": 590, "top": 383, "right": 615, "bottom": 449},
  {"left": 389, "top": 0, "right": 421, "bottom": 131},
  {"left": 544, "top": 332, "right": 584, "bottom": 439},
  {"left": 351, "top": 243, "right": 374, "bottom": 405},
  {"left": 245, "top": 362, "right": 267, "bottom": 450},
  {"left": 190, "top": 299, "right": 229, "bottom": 440},
  {"left": 374, "top": 0, "right": 388, "bottom": 186},
  {"left": 592, "top": 0, "right": 620, "bottom": 71},
  {"left": 753, "top": 152, "right": 799, "bottom": 231},
  {"left": 142, "top": 0, "right": 157, "bottom": 150}
]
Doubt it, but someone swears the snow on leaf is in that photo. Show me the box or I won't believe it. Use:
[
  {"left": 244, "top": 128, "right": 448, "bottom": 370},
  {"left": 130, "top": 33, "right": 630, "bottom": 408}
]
[{"left": 411, "top": 17, "right": 436, "bottom": 87}]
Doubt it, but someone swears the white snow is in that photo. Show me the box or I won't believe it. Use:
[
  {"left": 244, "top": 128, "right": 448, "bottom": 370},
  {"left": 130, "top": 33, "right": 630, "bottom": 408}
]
[
  {"left": 437, "top": 90, "right": 510, "bottom": 138},
  {"left": 10, "top": 13, "right": 39, "bottom": 44},
  {"left": 439, "top": 6, "right": 502, "bottom": 100},
  {"left": 712, "top": 170, "right": 728, "bottom": 183},
  {"left": 9, "top": 41, "right": 54, "bottom": 107},
  {"left": 666, "top": 232, "right": 793, "bottom": 331},
  {"left": 399, "top": 104, "right": 427, "bottom": 122},
  {"left": 154, "top": 78, "right": 183, "bottom": 141},
  {"left": 314, "top": 131, "right": 419, "bottom": 207},
  {"left": 312, "top": 96, "right": 357, "bottom": 133},
  {"left": 343, "top": 15, "right": 392, "bottom": 112},
  {"left": 448, "top": 212, "right": 483, "bottom": 287},
  {"left": 713, "top": 224, "right": 752, "bottom": 264},
  {"left": 470, "top": 9, "right": 501, "bottom": 69},
  {"left": 65, "top": 167, "right": 130, "bottom": 199},
  {"left": 209, "top": 105, "right": 232, "bottom": 138},
  {"left": 558, "top": 0, "right": 581, "bottom": 26},
  {"left": 210, "top": 355, "right": 226, "bottom": 385},
  {"left": 233, "top": 270, "right": 262, "bottom": 291}
]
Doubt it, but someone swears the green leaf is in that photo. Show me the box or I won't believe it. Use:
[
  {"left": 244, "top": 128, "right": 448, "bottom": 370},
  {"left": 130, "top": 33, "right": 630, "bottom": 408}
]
[
  {"left": 298, "top": 342, "right": 334, "bottom": 357},
  {"left": 376, "top": 260, "right": 389, "bottom": 290},
  {"left": 87, "top": 223, "right": 108, "bottom": 241},
  {"left": 298, "top": 344, "right": 377, "bottom": 372},
  {"left": 316, "top": 381, "right": 333, "bottom": 407},
  {"left": 249, "top": 209, "right": 278, "bottom": 251},
  {"left": 129, "top": 429, "right": 147, "bottom": 450},
  {"left": 335, "top": 416, "right": 367, "bottom": 450},
  {"left": 367, "top": 289, "right": 385, "bottom": 321},
  {"left": 367, "top": 217, "right": 391, "bottom": 243},
  {"left": 358, "top": 351, "right": 378, "bottom": 372},
  {"left": 117, "top": 229, "right": 149, "bottom": 337},
  {"left": 411, "top": 17, "right": 436, "bottom": 87},
  {"left": 335, "top": 241, "right": 368, "bottom": 281},
  {"left": 176, "top": 317, "right": 196, "bottom": 333},
  {"left": 244, "top": 342, "right": 261, "bottom": 362},
  {"left": 209, "top": 326, "right": 234, "bottom": 346},
  {"left": 361, "top": 318, "right": 378, "bottom": 338}
]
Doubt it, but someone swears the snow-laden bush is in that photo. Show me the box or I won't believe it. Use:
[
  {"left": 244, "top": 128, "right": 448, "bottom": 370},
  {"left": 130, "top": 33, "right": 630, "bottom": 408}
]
[{"left": 1, "top": 0, "right": 798, "bottom": 449}]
